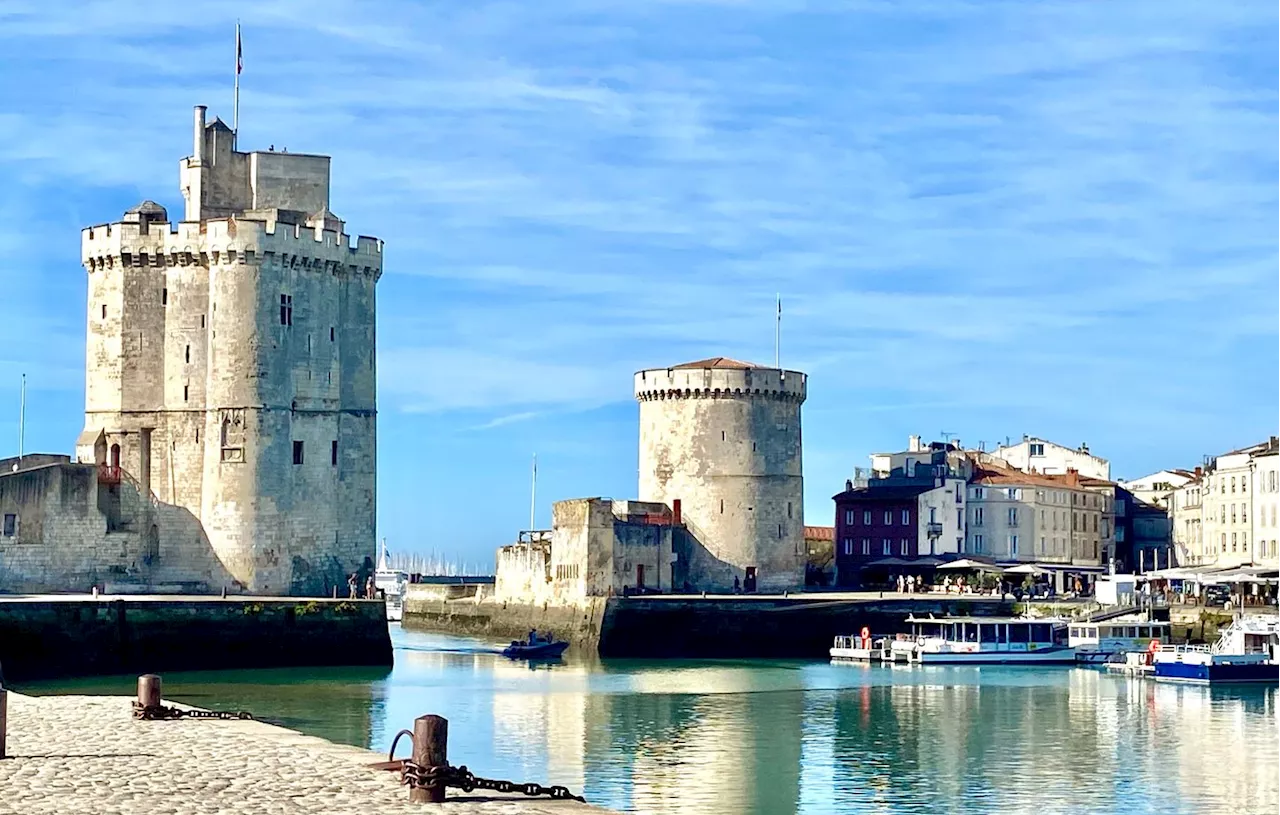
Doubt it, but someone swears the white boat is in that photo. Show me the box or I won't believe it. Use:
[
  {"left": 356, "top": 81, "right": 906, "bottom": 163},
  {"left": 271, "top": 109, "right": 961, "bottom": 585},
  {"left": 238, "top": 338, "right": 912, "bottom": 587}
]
[
  {"left": 900, "top": 615, "right": 1076, "bottom": 664},
  {"left": 831, "top": 628, "right": 881, "bottom": 661},
  {"left": 374, "top": 539, "right": 409, "bottom": 622},
  {"left": 1069, "top": 617, "right": 1172, "bottom": 664}
]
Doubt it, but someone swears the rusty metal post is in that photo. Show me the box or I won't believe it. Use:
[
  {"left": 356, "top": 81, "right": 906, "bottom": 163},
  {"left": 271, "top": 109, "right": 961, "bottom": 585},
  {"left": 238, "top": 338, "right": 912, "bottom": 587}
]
[
  {"left": 137, "top": 674, "right": 162, "bottom": 710},
  {"left": 0, "top": 685, "right": 7, "bottom": 759},
  {"left": 410, "top": 714, "right": 448, "bottom": 803}
]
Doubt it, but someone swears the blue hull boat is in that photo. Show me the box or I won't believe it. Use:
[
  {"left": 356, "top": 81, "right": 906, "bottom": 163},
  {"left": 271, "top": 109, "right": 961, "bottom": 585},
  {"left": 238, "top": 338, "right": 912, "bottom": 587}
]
[
  {"left": 502, "top": 640, "right": 569, "bottom": 660},
  {"left": 1153, "top": 660, "right": 1278, "bottom": 685}
]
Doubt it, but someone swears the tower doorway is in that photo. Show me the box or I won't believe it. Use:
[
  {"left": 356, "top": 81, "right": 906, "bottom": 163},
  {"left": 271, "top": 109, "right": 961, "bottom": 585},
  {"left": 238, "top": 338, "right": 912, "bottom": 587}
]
[{"left": 744, "top": 566, "right": 757, "bottom": 593}]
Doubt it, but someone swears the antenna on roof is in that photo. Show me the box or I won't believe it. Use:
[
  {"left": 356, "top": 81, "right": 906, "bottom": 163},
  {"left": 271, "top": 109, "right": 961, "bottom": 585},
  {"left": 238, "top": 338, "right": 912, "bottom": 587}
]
[
  {"left": 774, "top": 293, "right": 781, "bottom": 369},
  {"left": 940, "top": 431, "right": 957, "bottom": 444},
  {"left": 233, "top": 21, "right": 242, "bottom": 148}
]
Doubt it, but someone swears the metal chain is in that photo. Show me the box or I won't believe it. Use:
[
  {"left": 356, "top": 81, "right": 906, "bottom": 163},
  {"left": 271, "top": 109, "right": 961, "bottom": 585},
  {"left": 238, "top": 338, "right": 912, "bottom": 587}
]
[
  {"left": 132, "top": 701, "right": 253, "bottom": 721},
  {"left": 399, "top": 760, "right": 584, "bottom": 803}
]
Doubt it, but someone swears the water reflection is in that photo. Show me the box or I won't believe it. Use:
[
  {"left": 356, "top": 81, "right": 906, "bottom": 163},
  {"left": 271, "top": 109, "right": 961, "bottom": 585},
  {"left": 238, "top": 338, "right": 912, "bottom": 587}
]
[{"left": 17, "top": 626, "right": 1278, "bottom": 815}]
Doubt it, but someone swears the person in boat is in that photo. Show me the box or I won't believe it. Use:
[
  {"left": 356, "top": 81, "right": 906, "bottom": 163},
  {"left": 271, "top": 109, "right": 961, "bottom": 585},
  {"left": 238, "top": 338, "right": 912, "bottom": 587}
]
[{"left": 528, "top": 629, "right": 538, "bottom": 645}]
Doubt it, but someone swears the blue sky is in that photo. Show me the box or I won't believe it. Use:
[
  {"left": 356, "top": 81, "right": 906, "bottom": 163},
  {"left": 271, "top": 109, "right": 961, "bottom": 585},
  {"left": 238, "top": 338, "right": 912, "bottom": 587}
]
[{"left": 0, "top": 1, "right": 1276, "bottom": 567}]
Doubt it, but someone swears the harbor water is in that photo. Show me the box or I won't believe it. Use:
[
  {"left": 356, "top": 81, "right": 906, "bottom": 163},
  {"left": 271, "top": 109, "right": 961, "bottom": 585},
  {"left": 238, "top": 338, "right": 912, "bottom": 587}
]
[{"left": 17, "top": 625, "right": 1279, "bottom": 815}]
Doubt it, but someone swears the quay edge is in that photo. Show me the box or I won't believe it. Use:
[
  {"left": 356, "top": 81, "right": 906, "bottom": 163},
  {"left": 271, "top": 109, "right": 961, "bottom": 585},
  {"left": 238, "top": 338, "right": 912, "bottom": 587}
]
[
  {"left": 401, "top": 587, "right": 1020, "bottom": 658},
  {"left": 0, "top": 595, "right": 393, "bottom": 682}
]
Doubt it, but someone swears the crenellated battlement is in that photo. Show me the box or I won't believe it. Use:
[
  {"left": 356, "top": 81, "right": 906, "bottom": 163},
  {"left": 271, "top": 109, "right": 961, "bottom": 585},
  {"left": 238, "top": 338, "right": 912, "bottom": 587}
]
[
  {"left": 82, "top": 217, "right": 383, "bottom": 277},
  {"left": 634, "top": 366, "right": 807, "bottom": 403}
]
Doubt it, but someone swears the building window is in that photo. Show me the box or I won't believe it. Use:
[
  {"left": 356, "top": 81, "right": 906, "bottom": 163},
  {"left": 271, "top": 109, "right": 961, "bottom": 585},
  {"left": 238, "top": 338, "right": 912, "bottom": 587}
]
[
  {"left": 1029, "top": 443, "right": 1044, "bottom": 456},
  {"left": 184, "top": 345, "right": 190, "bottom": 364},
  {"left": 1007, "top": 488, "right": 1020, "bottom": 500},
  {"left": 955, "top": 483, "right": 963, "bottom": 501},
  {"left": 2, "top": 514, "right": 15, "bottom": 537},
  {"left": 973, "top": 487, "right": 985, "bottom": 499},
  {"left": 861, "top": 538, "right": 870, "bottom": 555},
  {"left": 330, "top": 327, "right": 335, "bottom": 341},
  {"left": 929, "top": 507, "right": 936, "bottom": 523},
  {"left": 1008, "top": 508, "right": 1018, "bottom": 526},
  {"left": 720, "top": 499, "right": 724, "bottom": 514},
  {"left": 882, "top": 539, "right": 891, "bottom": 555},
  {"left": 974, "top": 534, "right": 984, "bottom": 552},
  {"left": 843, "top": 538, "right": 853, "bottom": 556},
  {"left": 1232, "top": 532, "right": 1237, "bottom": 551},
  {"left": 292, "top": 440, "right": 304, "bottom": 465},
  {"left": 1039, "top": 536, "right": 1046, "bottom": 553},
  {"left": 788, "top": 501, "right": 793, "bottom": 519},
  {"left": 845, "top": 509, "right": 854, "bottom": 526},
  {"left": 182, "top": 384, "right": 189, "bottom": 402},
  {"left": 201, "top": 314, "right": 206, "bottom": 328},
  {"left": 863, "top": 510, "right": 872, "bottom": 525},
  {"left": 1092, "top": 515, "right": 1098, "bottom": 532},
  {"left": 1232, "top": 506, "right": 1237, "bottom": 523},
  {"left": 280, "top": 294, "right": 293, "bottom": 326},
  {"left": 1242, "top": 505, "right": 1248, "bottom": 523},
  {"left": 331, "top": 440, "right": 338, "bottom": 466},
  {"left": 884, "top": 511, "right": 892, "bottom": 525},
  {"left": 901, "top": 539, "right": 909, "bottom": 555},
  {"left": 1010, "top": 534, "right": 1019, "bottom": 556},
  {"left": 901, "top": 509, "right": 910, "bottom": 525},
  {"left": 974, "top": 508, "right": 984, "bottom": 526}
]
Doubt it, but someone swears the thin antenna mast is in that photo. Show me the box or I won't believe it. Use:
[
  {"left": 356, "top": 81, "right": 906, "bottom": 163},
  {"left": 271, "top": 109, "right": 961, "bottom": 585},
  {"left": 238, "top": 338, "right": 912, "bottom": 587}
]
[{"left": 529, "top": 453, "right": 537, "bottom": 531}]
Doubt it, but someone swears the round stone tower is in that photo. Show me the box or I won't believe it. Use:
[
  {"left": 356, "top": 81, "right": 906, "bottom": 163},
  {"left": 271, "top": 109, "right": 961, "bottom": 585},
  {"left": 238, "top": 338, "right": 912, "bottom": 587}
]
[{"left": 634, "top": 357, "right": 807, "bottom": 593}]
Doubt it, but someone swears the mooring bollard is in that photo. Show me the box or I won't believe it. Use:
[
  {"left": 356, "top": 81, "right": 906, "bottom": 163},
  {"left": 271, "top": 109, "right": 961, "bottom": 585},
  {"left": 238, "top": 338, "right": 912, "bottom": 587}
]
[
  {"left": 137, "top": 674, "right": 162, "bottom": 711},
  {"left": 410, "top": 714, "right": 448, "bottom": 803}
]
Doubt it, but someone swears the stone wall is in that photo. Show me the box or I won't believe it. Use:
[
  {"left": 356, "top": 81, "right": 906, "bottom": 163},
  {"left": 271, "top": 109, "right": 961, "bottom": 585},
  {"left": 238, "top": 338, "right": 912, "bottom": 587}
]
[
  {"left": 0, "top": 462, "right": 232, "bottom": 594},
  {"left": 402, "top": 591, "right": 609, "bottom": 651},
  {"left": 635, "top": 366, "right": 807, "bottom": 592},
  {"left": 0, "top": 596, "right": 392, "bottom": 681}
]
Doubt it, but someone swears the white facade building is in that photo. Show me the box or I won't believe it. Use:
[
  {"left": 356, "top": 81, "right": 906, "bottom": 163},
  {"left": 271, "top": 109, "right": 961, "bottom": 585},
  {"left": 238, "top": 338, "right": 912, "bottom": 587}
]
[
  {"left": 1118, "top": 469, "right": 1196, "bottom": 510},
  {"left": 1170, "top": 438, "right": 1279, "bottom": 568},
  {"left": 992, "top": 436, "right": 1110, "bottom": 481}
]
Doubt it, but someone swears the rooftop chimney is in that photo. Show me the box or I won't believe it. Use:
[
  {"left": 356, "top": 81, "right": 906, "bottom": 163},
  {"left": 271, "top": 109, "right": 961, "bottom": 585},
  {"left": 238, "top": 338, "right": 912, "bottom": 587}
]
[
  {"left": 672, "top": 498, "right": 682, "bottom": 526},
  {"left": 845, "top": 479, "right": 853, "bottom": 492},
  {"left": 908, "top": 435, "right": 922, "bottom": 452}
]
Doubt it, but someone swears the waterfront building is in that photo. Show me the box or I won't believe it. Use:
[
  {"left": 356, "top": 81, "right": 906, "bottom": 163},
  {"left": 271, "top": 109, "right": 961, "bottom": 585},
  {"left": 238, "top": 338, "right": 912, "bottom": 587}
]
[
  {"left": 966, "top": 465, "right": 1105, "bottom": 571},
  {"left": 634, "top": 357, "right": 807, "bottom": 593},
  {"left": 991, "top": 436, "right": 1110, "bottom": 481},
  {"left": 1169, "top": 471, "right": 1205, "bottom": 566},
  {"left": 1169, "top": 437, "right": 1279, "bottom": 568}
]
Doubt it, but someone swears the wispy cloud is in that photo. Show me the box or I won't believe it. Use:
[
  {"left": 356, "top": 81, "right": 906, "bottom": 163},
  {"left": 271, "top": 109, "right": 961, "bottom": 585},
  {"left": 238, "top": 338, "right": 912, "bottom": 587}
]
[{"left": 0, "top": 0, "right": 1273, "bottom": 554}]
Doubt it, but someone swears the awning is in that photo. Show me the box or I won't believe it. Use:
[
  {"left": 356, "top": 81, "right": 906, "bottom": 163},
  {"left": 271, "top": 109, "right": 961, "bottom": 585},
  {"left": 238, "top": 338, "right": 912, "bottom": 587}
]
[
  {"left": 937, "top": 558, "right": 1005, "bottom": 572},
  {"left": 1004, "top": 564, "right": 1049, "bottom": 575}
]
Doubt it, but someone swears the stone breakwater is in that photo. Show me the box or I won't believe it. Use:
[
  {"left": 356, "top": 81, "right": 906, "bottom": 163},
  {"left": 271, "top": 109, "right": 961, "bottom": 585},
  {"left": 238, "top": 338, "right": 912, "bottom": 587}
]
[{"left": 0, "top": 694, "right": 609, "bottom": 815}]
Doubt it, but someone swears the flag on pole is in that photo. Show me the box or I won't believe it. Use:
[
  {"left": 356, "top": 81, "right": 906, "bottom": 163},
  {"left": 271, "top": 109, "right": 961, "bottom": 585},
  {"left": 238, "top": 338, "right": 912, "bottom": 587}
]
[{"left": 236, "top": 24, "right": 243, "bottom": 75}]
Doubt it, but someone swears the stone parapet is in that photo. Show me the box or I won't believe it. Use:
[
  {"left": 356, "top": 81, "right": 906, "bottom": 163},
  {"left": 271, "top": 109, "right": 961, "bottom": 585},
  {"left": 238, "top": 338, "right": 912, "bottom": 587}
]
[
  {"left": 82, "top": 218, "right": 382, "bottom": 278},
  {"left": 633, "top": 366, "right": 806, "bottom": 403}
]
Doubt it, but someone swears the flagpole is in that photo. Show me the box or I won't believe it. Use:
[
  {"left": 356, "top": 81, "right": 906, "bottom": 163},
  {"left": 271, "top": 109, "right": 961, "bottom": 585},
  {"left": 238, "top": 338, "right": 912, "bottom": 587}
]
[
  {"left": 774, "top": 294, "right": 781, "bottom": 369},
  {"left": 529, "top": 453, "right": 537, "bottom": 531},
  {"left": 233, "top": 20, "right": 241, "bottom": 147},
  {"left": 18, "top": 373, "right": 25, "bottom": 467}
]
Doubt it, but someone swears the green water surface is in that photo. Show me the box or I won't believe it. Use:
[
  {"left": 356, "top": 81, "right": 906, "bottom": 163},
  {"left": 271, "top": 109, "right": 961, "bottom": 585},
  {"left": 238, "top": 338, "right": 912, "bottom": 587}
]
[{"left": 17, "top": 624, "right": 1279, "bottom": 815}]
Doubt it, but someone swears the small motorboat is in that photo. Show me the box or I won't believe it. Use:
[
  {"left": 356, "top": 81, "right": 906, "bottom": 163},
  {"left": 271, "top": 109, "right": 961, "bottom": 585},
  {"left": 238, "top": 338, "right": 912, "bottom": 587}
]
[{"left": 502, "top": 634, "right": 569, "bottom": 660}]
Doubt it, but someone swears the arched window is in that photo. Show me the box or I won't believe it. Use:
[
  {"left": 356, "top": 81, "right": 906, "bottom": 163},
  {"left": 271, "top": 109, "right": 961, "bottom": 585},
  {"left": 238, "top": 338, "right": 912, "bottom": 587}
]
[{"left": 109, "top": 443, "right": 121, "bottom": 469}]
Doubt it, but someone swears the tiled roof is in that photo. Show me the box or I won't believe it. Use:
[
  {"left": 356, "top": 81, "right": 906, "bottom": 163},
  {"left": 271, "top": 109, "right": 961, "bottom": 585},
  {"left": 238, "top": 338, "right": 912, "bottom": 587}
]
[
  {"left": 972, "top": 465, "right": 1086, "bottom": 489},
  {"left": 803, "top": 525, "right": 835, "bottom": 541},
  {"left": 671, "top": 357, "right": 762, "bottom": 370}
]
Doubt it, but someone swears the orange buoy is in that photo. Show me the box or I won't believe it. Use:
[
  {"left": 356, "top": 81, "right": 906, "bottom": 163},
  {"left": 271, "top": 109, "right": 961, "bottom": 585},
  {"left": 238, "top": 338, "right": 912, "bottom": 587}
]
[
  {"left": 1148, "top": 639, "right": 1161, "bottom": 653},
  {"left": 860, "top": 626, "right": 871, "bottom": 649}
]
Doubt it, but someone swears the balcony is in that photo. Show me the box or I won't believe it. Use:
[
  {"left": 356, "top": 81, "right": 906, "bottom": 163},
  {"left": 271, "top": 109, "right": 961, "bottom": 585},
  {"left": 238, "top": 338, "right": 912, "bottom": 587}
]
[{"left": 926, "top": 522, "right": 944, "bottom": 537}]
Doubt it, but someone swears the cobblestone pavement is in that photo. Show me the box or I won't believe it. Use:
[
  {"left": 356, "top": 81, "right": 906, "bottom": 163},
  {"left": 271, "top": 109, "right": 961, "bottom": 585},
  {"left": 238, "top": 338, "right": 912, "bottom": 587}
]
[{"left": 0, "top": 694, "right": 609, "bottom": 815}]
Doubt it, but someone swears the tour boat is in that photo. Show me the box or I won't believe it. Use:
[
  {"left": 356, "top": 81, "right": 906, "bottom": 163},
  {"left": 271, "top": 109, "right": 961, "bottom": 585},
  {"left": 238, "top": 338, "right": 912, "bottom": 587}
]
[
  {"left": 1146, "top": 615, "right": 1280, "bottom": 685},
  {"left": 374, "top": 539, "right": 409, "bottom": 622},
  {"left": 1068, "top": 617, "right": 1172, "bottom": 665},
  {"left": 899, "top": 615, "right": 1076, "bottom": 664},
  {"left": 830, "top": 627, "right": 882, "bottom": 661}
]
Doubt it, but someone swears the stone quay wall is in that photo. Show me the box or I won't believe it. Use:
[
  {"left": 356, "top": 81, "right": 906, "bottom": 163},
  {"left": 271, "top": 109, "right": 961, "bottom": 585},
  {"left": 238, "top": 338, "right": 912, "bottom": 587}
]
[
  {"left": 0, "top": 693, "right": 609, "bottom": 815},
  {"left": 0, "top": 596, "right": 392, "bottom": 681},
  {"left": 403, "top": 591, "right": 1015, "bottom": 658}
]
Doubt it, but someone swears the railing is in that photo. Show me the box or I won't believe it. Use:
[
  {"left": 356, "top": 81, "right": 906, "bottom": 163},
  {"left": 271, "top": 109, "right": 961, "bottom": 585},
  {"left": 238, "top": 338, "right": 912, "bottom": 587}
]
[{"left": 926, "top": 523, "right": 944, "bottom": 536}]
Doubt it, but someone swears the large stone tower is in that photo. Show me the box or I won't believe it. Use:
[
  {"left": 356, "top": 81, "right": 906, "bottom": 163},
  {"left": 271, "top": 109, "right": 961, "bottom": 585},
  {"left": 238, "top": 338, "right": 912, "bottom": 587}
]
[
  {"left": 77, "top": 105, "right": 382, "bottom": 595},
  {"left": 634, "top": 357, "right": 807, "bottom": 592}
]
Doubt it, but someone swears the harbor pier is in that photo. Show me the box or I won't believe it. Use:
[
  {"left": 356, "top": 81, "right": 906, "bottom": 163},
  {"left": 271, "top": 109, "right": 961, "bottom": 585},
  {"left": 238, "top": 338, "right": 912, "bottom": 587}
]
[{"left": 0, "top": 690, "right": 607, "bottom": 814}]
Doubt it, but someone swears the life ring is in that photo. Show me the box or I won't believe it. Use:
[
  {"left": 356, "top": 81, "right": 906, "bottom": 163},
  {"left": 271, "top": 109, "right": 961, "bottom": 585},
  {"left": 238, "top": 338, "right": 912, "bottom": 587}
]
[
  {"left": 1147, "top": 639, "right": 1161, "bottom": 653},
  {"left": 860, "top": 626, "right": 871, "bottom": 649}
]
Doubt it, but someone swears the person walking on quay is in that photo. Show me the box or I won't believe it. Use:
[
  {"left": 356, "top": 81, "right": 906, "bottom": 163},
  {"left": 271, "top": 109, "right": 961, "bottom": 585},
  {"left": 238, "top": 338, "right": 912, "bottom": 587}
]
[
  {"left": 347, "top": 573, "right": 358, "bottom": 599},
  {"left": 733, "top": 575, "right": 741, "bottom": 594},
  {"left": 896, "top": 574, "right": 905, "bottom": 594},
  {"left": 365, "top": 575, "right": 376, "bottom": 600}
]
